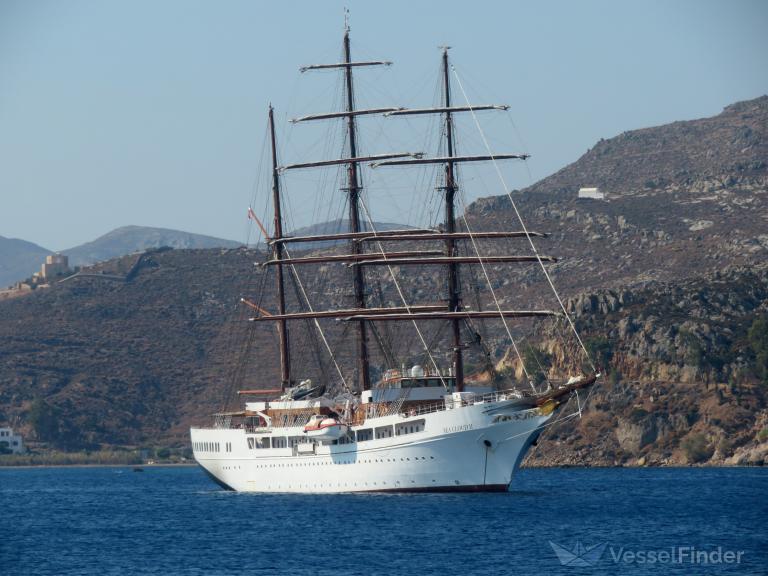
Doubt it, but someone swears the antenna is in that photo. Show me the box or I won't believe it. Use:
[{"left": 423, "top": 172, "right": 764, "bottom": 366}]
[{"left": 344, "top": 7, "right": 350, "bottom": 32}]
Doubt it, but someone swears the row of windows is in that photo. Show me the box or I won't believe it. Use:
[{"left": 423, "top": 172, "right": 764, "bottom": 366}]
[
  {"left": 395, "top": 419, "right": 425, "bottom": 436},
  {"left": 194, "top": 441, "right": 220, "bottom": 453},
  {"left": 245, "top": 419, "right": 426, "bottom": 451}
]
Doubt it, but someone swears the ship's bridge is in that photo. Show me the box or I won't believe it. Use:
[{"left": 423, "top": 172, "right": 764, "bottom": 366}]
[{"left": 364, "top": 365, "right": 493, "bottom": 403}]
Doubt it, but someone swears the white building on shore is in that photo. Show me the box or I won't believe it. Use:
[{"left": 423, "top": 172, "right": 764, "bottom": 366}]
[{"left": 0, "top": 427, "right": 24, "bottom": 454}]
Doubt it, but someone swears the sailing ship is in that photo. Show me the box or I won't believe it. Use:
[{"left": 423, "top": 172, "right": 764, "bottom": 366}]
[{"left": 190, "top": 25, "right": 599, "bottom": 493}]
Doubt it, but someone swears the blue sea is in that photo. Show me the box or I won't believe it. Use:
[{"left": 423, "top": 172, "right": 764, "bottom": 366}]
[{"left": 0, "top": 466, "right": 766, "bottom": 575}]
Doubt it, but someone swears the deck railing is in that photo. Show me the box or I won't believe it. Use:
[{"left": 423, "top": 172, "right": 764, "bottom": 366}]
[
  {"left": 402, "top": 389, "right": 528, "bottom": 418},
  {"left": 200, "top": 388, "right": 532, "bottom": 431}
]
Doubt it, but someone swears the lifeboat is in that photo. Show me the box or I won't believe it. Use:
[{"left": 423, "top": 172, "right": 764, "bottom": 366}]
[{"left": 303, "top": 415, "right": 349, "bottom": 441}]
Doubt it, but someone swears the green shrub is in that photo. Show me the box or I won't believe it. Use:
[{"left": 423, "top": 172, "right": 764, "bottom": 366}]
[
  {"left": 28, "top": 398, "right": 59, "bottom": 442},
  {"left": 747, "top": 316, "right": 768, "bottom": 385},
  {"left": 584, "top": 336, "right": 613, "bottom": 372},
  {"left": 679, "top": 330, "right": 704, "bottom": 369},
  {"left": 629, "top": 407, "right": 648, "bottom": 423},
  {"left": 523, "top": 346, "right": 552, "bottom": 385},
  {"left": 681, "top": 433, "right": 713, "bottom": 463}
]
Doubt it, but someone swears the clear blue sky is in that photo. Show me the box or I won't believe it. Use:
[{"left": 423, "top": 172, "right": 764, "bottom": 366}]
[{"left": 1, "top": 0, "right": 766, "bottom": 250}]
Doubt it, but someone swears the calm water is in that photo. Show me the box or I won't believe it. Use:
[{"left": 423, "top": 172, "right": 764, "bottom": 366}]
[{"left": 0, "top": 466, "right": 766, "bottom": 575}]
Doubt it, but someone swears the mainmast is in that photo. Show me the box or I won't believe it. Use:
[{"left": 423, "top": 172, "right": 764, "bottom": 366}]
[
  {"left": 441, "top": 47, "right": 464, "bottom": 392},
  {"left": 269, "top": 105, "right": 291, "bottom": 390},
  {"left": 343, "top": 27, "right": 371, "bottom": 391}
]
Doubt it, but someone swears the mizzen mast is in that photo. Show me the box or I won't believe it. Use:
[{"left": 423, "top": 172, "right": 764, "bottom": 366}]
[
  {"left": 268, "top": 105, "right": 291, "bottom": 390},
  {"left": 372, "top": 47, "right": 532, "bottom": 391},
  {"left": 441, "top": 47, "right": 464, "bottom": 391}
]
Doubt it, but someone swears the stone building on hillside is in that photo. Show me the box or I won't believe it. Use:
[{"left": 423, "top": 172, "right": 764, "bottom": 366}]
[{"left": 41, "top": 253, "right": 70, "bottom": 279}]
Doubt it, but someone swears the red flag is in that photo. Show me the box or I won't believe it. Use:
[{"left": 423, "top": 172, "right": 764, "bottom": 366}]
[{"left": 247, "top": 207, "right": 271, "bottom": 241}]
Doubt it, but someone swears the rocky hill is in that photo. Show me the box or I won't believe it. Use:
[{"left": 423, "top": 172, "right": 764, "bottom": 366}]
[
  {"left": 466, "top": 95, "right": 768, "bottom": 298},
  {"left": 1, "top": 96, "right": 766, "bottom": 462}
]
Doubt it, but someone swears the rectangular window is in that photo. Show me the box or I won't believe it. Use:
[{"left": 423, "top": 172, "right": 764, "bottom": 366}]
[
  {"left": 396, "top": 419, "right": 425, "bottom": 436},
  {"left": 375, "top": 425, "right": 393, "bottom": 439},
  {"left": 272, "top": 437, "right": 287, "bottom": 449},
  {"left": 289, "top": 436, "right": 305, "bottom": 447},
  {"left": 356, "top": 428, "right": 373, "bottom": 442}
]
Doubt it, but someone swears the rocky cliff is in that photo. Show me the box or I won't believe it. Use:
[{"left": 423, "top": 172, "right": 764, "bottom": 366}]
[{"left": 521, "top": 265, "right": 768, "bottom": 467}]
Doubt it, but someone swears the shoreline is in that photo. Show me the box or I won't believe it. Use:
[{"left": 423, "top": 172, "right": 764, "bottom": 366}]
[
  {"left": 1, "top": 462, "right": 764, "bottom": 470},
  {"left": 0, "top": 462, "right": 198, "bottom": 470}
]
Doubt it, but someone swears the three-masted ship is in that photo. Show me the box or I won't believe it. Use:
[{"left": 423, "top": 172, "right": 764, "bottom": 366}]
[{"left": 190, "top": 26, "right": 598, "bottom": 492}]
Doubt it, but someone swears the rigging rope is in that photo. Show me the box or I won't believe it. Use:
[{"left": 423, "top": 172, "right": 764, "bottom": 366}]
[
  {"left": 282, "top": 245, "right": 351, "bottom": 392},
  {"left": 454, "top": 188, "right": 537, "bottom": 391},
  {"left": 450, "top": 65, "right": 597, "bottom": 374},
  {"left": 358, "top": 194, "right": 449, "bottom": 389}
]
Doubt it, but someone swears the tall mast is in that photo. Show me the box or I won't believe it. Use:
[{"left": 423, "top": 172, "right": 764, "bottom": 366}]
[
  {"left": 343, "top": 27, "right": 371, "bottom": 391},
  {"left": 442, "top": 48, "right": 464, "bottom": 392},
  {"left": 269, "top": 105, "right": 291, "bottom": 390}
]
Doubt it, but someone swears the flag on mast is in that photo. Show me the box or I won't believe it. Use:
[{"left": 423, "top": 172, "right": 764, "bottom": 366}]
[{"left": 247, "top": 207, "right": 271, "bottom": 241}]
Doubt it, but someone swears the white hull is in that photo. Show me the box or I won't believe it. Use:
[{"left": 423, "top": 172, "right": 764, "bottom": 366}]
[{"left": 191, "top": 397, "right": 551, "bottom": 493}]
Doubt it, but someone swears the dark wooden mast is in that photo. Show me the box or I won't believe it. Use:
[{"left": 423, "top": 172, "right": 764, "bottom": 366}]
[
  {"left": 343, "top": 27, "right": 371, "bottom": 392},
  {"left": 268, "top": 39, "right": 535, "bottom": 391},
  {"left": 441, "top": 47, "right": 464, "bottom": 391},
  {"left": 269, "top": 106, "right": 291, "bottom": 390}
]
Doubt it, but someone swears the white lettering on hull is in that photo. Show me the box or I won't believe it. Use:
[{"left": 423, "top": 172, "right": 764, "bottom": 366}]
[{"left": 443, "top": 423, "right": 473, "bottom": 433}]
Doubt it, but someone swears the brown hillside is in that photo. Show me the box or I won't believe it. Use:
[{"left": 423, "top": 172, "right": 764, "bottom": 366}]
[{"left": 1, "top": 97, "right": 767, "bottom": 460}]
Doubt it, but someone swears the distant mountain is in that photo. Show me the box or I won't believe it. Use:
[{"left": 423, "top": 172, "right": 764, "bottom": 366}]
[
  {"left": 63, "top": 226, "right": 240, "bottom": 266},
  {"left": 0, "top": 236, "right": 51, "bottom": 288}
]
